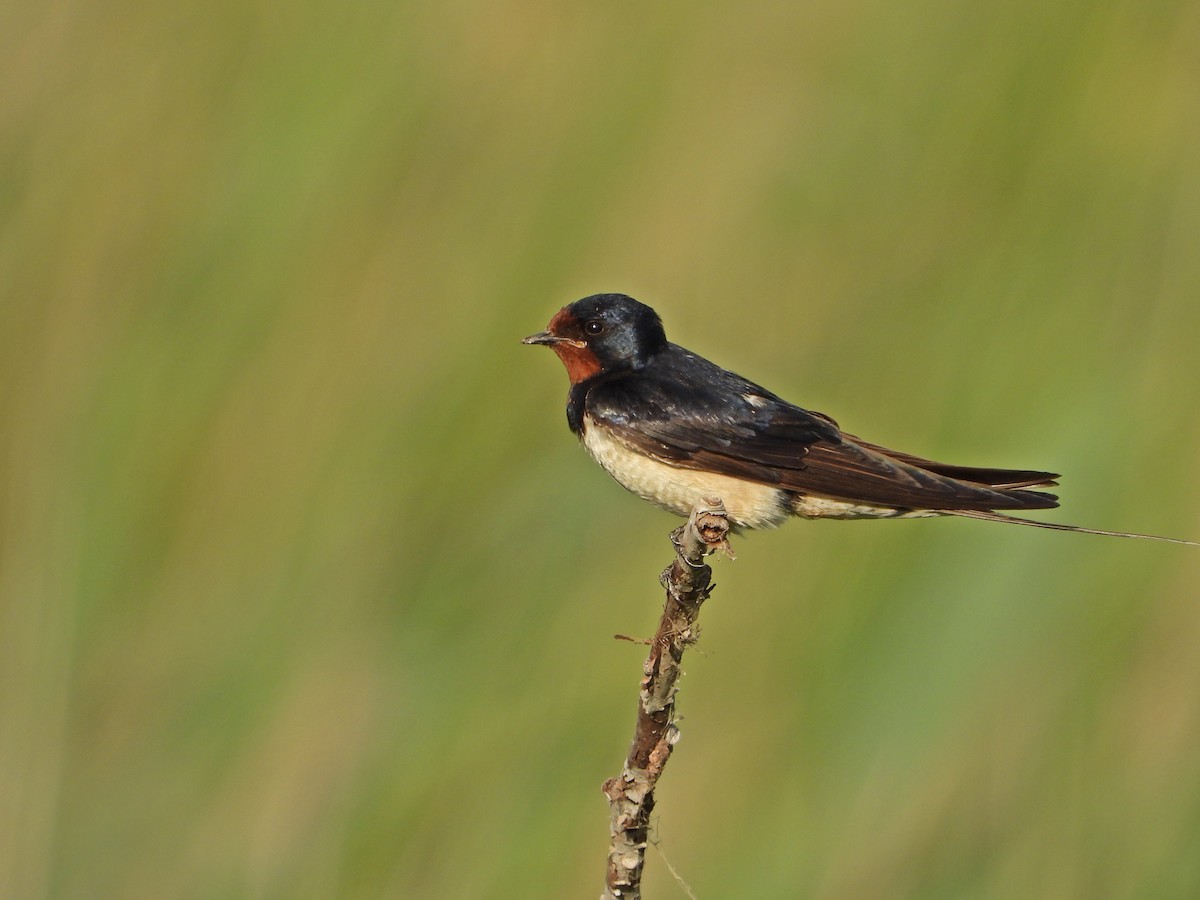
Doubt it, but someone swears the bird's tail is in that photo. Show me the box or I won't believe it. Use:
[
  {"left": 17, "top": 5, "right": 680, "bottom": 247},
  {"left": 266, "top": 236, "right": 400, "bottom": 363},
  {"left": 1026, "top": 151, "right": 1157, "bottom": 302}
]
[{"left": 950, "top": 509, "right": 1200, "bottom": 546}]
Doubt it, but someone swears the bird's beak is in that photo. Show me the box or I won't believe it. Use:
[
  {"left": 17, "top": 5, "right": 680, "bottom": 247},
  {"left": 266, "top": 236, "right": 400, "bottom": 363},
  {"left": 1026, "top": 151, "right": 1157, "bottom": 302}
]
[{"left": 522, "top": 331, "right": 586, "bottom": 348}]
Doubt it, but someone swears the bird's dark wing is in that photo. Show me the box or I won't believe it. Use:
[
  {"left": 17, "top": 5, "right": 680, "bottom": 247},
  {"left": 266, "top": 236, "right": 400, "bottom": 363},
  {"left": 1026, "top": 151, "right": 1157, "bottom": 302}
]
[
  {"left": 782, "top": 439, "right": 1058, "bottom": 510},
  {"left": 586, "top": 347, "right": 1058, "bottom": 512},
  {"left": 846, "top": 437, "right": 1059, "bottom": 490},
  {"left": 583, "top": 346, "right": 837, "bottom": 471}
]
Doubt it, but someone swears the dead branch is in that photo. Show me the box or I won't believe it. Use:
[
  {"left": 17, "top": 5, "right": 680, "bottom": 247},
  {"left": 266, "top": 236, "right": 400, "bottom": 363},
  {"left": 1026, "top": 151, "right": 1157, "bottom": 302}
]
[{"left": 601, "top": 498, "right": 731, "bottom": 898}]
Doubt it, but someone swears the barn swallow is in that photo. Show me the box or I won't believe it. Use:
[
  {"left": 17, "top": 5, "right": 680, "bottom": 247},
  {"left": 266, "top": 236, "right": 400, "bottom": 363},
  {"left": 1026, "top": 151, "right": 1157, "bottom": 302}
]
[{"left": 524, "top": 293, "right": 1197, "bottom": 545}]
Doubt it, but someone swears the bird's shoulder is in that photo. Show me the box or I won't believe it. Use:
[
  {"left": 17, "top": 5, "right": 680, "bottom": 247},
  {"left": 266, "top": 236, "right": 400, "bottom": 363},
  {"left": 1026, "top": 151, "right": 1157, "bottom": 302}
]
[{"left": 582, "top": 343, "right": 841, "bottom": 455}]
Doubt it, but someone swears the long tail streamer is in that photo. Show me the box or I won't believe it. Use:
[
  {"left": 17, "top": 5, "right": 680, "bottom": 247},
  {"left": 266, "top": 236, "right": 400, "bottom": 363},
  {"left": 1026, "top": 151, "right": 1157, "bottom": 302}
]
[{"left": 951, "top": 509, "right": 1200, "bottom": 547}]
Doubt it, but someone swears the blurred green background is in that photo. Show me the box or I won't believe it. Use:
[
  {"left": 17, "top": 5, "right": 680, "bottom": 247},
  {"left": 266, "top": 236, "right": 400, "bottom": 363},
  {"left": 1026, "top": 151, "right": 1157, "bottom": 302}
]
[{"left": 3, "top": 0, "right": 1199, "bottom": 897}]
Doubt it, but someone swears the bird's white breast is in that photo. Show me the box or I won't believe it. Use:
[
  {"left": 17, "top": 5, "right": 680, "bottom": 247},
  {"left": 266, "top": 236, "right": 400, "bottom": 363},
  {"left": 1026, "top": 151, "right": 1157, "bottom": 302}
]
[{"left": 580, "top": 415, "right": 791, "bottom": 529}]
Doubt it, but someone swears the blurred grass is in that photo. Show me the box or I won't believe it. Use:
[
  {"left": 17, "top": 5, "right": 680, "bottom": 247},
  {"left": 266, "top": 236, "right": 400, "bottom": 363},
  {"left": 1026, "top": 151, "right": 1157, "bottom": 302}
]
[{"left": 2, "top": 0, "right": 1199, "bottom": 897}]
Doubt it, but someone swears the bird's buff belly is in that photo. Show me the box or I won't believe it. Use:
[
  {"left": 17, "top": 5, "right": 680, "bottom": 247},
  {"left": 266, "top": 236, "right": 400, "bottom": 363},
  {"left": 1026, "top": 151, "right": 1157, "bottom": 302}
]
[
  {"left": 581, "top": 420, "right": 788, "bottom": 528},
  {"left": 580, "top": 417, "right": 929, "bottom": 529}
]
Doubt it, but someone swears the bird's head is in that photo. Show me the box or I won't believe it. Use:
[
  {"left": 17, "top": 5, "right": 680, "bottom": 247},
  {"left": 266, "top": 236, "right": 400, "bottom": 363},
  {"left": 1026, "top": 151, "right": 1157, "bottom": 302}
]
[{"left": 522, "top": 293, "right": 667, "bottom": 383}]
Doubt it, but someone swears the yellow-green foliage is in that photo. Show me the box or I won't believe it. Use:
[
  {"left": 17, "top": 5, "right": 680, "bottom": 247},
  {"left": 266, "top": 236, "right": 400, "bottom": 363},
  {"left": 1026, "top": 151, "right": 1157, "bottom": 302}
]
[{"left": 2, "top": 1, "right": 1198, "bottom": 897}]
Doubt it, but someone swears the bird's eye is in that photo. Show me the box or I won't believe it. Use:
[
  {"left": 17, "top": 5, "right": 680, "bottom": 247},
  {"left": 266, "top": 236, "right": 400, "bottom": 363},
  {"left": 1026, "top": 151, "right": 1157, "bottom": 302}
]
[{"left": 584, "top": 320, "right": 606, "bottom": 336}]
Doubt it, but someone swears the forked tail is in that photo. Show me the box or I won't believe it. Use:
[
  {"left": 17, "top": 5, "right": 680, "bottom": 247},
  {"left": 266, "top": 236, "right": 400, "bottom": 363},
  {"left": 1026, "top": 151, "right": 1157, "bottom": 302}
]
[{"left": 951, "top": 509, "right": 1200, "bottom": 546}]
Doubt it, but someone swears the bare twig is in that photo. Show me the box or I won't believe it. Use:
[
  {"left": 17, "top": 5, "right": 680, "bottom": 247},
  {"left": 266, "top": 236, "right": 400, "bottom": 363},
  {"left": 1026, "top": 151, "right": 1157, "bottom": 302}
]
[{"left": 601, "top": 498, "right": 731, "bottom": 899}]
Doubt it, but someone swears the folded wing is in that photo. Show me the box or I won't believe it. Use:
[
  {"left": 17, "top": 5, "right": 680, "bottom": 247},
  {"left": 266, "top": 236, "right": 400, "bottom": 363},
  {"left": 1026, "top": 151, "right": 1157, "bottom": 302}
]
[{"left": 586, "top": 361, "right": 1058, "bottom": 512}]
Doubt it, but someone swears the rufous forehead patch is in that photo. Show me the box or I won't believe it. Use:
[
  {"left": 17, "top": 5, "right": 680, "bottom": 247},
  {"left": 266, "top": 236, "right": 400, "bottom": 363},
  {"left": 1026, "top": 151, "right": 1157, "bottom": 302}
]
[
  {"left": 547, "top": 306, "right": 577, "bottom": 334},
  {"left": 543, "top": 306, "right": 602, "bottom": 382}
]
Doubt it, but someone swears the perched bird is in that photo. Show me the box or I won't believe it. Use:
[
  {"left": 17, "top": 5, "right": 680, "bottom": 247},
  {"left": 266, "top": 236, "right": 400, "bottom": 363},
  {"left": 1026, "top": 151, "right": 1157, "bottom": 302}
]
[{"left": 524, "top": 293, "right": 1196, "bottom": 544}]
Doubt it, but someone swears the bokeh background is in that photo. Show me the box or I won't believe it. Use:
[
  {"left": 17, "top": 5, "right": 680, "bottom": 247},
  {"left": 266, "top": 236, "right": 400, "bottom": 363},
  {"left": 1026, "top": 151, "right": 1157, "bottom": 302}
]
[{"left": 4, "top": 1, "right": 1199, "bottom": 897}]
